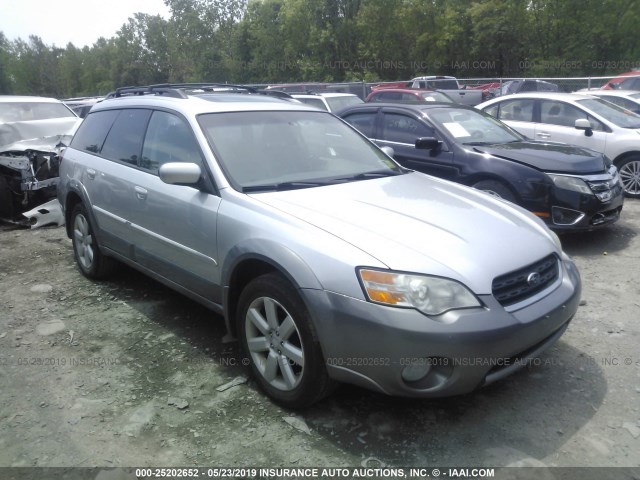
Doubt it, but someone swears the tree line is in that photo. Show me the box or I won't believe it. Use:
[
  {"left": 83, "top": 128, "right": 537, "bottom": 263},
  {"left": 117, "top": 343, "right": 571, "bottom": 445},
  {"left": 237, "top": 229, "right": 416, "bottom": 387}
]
[{"left": 1, "top": 0, "right": 638, "bottom": 98}]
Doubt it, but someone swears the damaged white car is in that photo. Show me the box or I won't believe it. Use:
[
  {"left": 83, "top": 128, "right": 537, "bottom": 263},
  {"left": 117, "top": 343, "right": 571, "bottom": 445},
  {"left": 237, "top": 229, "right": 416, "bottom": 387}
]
[{"left": 0, "top": 96, "right": 80, "bottom": 224}]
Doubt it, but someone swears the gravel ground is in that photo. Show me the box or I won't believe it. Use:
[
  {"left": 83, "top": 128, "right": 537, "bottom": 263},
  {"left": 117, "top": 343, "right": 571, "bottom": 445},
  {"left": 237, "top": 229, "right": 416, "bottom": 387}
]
[{"left": 0, "top": 200, "right": 639, "bottom": 472}]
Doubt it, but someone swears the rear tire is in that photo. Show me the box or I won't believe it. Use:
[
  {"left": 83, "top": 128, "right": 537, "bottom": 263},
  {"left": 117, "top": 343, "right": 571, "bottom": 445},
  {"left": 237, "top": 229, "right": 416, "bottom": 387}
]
[
  {"left": 472, "top": 179, "right": 517, "bottom": 203},
  {"left": 616, "top": 156, "right": 640, "bottom": 198},
  {"left": 70, "top": 203, "right": 117, "bottom": 279},
  {"left": 237, "top": 273, "right": 334, "bottom": 408}
]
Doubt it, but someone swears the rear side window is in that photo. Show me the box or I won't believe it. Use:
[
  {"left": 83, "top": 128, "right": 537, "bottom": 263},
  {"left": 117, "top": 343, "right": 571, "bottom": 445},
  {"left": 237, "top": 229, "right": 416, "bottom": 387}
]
[
  {"left": 101, "top": 109, "right": 151, "bottom": 166},
  {"left": 495, "top": 99, "right": 535, "bottom": 122},
  {"left": 342, "top": 112, "right": 376, "bottom": 137},
  {"left": 70, "top": 110, "right": 119, "bottom": 153}
]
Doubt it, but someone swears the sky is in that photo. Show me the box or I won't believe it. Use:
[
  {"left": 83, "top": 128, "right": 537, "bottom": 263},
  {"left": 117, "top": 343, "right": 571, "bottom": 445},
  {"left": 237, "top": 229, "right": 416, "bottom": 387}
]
[{"left": 0, "top": 0, "right": 171, "bottom": 48}]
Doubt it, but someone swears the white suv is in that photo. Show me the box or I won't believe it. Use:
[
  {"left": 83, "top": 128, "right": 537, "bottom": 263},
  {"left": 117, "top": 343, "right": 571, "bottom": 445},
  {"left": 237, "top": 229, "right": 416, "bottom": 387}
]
[
  {"left": 290, "top": 92, "right": 363, "bottom": 112},
  {"left": 477, "top": 92, "right": 640, "bottom": 197}
]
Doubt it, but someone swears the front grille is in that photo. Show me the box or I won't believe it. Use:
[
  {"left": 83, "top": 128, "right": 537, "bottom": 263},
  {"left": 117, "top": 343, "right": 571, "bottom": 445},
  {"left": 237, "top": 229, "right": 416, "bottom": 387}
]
[{"left": 492, "top": 254, "right": 559, "bottom": 306}]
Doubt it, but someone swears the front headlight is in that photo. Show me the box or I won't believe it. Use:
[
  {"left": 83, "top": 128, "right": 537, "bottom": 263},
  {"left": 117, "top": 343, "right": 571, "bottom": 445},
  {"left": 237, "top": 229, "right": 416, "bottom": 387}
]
[
  {"left": 358, "top": 268, "right": 481, "bottom": 316},
  {"left": 548, "top": 174, "right": 592, "bottom": 195}
]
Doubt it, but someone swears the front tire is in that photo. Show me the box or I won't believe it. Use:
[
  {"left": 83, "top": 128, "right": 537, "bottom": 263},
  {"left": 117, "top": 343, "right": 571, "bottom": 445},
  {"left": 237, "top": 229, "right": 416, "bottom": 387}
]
[
  {"left": 617, "top": 156, "right": 640, "bottom": 198},
  {"left": 71, "top": 204, "right": 117, "bottom": 279},
  {"left": 472, "top": 179, "right": 517, "bottom": 203},
  {"left": 237, "top": 273, "right": 334, "bottom": 408}
]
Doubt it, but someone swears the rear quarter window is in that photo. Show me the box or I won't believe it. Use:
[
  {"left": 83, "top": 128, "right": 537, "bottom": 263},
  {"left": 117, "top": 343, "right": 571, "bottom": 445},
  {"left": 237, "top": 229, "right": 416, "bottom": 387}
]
[{"left": 70, "top": 110, "right": 119, "bottom": 154}]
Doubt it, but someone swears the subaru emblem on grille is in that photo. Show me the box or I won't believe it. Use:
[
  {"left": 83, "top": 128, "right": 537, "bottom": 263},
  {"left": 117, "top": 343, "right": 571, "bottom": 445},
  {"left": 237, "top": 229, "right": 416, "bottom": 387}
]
[{"left": 527, "top": 272, "right": 541, "bottom": 286}]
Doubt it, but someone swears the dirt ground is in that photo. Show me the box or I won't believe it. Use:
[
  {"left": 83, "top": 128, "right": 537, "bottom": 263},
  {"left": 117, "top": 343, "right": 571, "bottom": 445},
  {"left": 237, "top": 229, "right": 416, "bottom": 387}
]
[{"left": 1, "top": 200, "right": 639, "bottom": 472}]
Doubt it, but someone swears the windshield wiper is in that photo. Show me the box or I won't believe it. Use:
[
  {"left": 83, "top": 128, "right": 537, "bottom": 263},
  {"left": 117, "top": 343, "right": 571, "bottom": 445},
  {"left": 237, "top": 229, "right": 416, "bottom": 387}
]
[
  {"left": 462, "top": 141, "right": 494, "bottom": 146},
  {"left": 333, "top": 169, "right": 406, "bottom": 182},
  {"left": 242, "top": 181, "right": 331, "bottom": 193}
]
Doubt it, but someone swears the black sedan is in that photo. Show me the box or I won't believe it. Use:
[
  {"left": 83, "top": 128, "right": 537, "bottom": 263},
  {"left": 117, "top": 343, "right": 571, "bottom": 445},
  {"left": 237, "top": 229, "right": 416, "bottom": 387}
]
[{"left": 339, "top": 103, "right": 624, "bottom": 231}]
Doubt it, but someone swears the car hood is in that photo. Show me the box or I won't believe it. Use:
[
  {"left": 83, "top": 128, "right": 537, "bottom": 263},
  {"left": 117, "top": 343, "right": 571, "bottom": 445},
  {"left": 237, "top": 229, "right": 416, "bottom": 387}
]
[
  {"left": 0, "top": 118, "right": 80, "bottom": 150},
  {"left": 474, "top": 141, "right": 606, "bottom": 174},
  {"left": 251, "top": 172, "right": 559, "bottom": 294}
]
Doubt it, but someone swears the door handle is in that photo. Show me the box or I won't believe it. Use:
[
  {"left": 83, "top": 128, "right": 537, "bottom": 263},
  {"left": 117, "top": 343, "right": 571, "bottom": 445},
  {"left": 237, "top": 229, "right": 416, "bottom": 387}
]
[
  {"left": 134, "top": 186, "right": 148, "bottom": 200},
  {"left": 536, "top": 132, "right": 551, "bottom": 139},
  {"left": 86, "top": 168, "right": 96, "bottom": 180}
]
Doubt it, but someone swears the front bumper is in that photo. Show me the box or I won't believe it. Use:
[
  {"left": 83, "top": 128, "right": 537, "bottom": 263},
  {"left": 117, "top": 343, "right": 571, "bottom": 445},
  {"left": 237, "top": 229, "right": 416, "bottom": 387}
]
[
  {"left": 302, "top": 258, "right": 581, "bottom": 397},
  {"left": 545, "top": 175, "right": 624, "bottom": 231}
]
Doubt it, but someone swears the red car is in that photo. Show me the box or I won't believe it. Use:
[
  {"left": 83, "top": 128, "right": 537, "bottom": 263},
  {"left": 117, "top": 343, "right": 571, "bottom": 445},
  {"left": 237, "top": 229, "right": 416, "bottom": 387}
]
[
  {"left": 365, "top": 88, "right": 454, "bottom": 104},
  {"left": 601, "top": 70, "right": 640, "bottom": 90}
]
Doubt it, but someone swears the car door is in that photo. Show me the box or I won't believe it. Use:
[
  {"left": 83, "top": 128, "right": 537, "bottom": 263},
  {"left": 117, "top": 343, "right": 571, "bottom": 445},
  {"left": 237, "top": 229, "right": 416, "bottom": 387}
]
[
  {"left": 486, "top": 98, "right": 537, "bottom": 139},
  {"left": 534, "top": 99, "right": 608, "bottom": 153},
  {"left": 376, "top": 109, "right": 456, "bottom": 179},
  {"left": 128, "top": 109, "right": 222, "bottom": 302},
  {"left": 75, "top": 108, "right": 152, "bottom": 258}
]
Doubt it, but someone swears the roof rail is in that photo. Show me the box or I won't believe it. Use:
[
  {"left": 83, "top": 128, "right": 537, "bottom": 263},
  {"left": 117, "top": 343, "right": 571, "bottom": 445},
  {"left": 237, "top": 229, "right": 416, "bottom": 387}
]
[{"left": 104, "top": 83, "right": 294, "bottom": 100}]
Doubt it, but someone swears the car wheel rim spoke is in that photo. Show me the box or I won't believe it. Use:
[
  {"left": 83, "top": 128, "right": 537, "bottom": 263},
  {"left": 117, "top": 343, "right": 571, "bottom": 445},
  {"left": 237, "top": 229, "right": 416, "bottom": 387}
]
[
  {"left": 281, "top": 342, "right": 303, "bottom": 366},
  {"left": 245, "top": 296, "right": 304, "bottom": 391},
  {"left": 248, "top": 307, "right": 270, "bottom": 336},
  {"left": 74, "top": 214, "right": 93, "bottom": 269},
  {"left": 278, "top": 355, "right": 298, "bottom": 389}
]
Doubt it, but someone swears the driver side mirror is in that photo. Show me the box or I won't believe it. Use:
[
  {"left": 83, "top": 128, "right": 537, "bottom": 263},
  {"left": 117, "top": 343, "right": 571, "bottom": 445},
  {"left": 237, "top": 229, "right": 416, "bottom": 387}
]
[
  {"left": 415, "top": 137, "right": 442, "bottom": 150},
  {"left": 574, "top": 119, "right": 593, "bottom": 137}
]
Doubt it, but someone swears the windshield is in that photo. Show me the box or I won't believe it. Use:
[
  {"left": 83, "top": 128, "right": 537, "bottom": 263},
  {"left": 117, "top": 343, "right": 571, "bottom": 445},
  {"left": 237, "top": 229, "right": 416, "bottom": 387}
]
[
  {"left": 198, "top": 110, "right": 403, "bottom": 191},
  {"left": 325, "top": 96, "right": 363, "bottom": 112},
  {"left": 426, "top": 107, "right": 524, "bottom": 145},
  {"left": 575, "top": 98, "right": 640, "bottom": 128},
  {"left": 0, "top": 101, "right": 76, "bottom": 123}
]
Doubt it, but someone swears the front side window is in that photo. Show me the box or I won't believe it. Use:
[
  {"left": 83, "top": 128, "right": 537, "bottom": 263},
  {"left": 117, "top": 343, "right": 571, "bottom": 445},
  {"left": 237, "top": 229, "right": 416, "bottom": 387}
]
[
  {"left": 198, "top": 110, "right": 402, "bottom": 191},
  {"left": 101, "top": 109, "right": 151, "bottom": 166},
  {"left": 381, "top": 113, "right": 434, "bottom": 144},
  {"left": 540, "top": 100, "right": 587, "bottom": 128},
  {"left": 141, "top": 111, "right": 203, "bottom": 173}
]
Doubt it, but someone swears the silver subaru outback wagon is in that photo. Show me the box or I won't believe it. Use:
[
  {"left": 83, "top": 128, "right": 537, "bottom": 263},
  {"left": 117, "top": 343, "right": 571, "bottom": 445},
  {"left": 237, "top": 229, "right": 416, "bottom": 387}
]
[{"left": 57, "top": 84, "right": 581, "bottom": 408}]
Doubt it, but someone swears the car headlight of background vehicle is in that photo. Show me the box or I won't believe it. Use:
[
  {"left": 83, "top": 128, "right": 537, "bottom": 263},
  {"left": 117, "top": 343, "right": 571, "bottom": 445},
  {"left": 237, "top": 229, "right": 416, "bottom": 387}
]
[
  {"left": 358, "top": 268, "right": 481, "bottom": 316},
  {"left": 547, "top": 174, "right": 592, "bottom": 195}
]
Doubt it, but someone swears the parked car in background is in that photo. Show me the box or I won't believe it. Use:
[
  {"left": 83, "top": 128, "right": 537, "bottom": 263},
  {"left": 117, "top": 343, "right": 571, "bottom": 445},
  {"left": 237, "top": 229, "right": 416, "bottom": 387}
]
[
  {"left": 290, "top": 92, "right": 363, "bottom": 112},
  {"left": 601, "top": 70, "right": 640, "bottom": 90},
  {"left": 410, "top": 76, "right": 485, "bottom": 105},
  {"left": 58, "top": 83, "right": 581, "bottom": 408},
  {"left": 477, "top": 92, "right": 640, "bottom": 197},
  {"left": 340, "top": 103, "right": 623, "bottom": 230},
  {"left": 365, "top": 88, "right": 454, "bottom": 104},
  {"left": 1, "top": 96, "right": 80, "bottom": 221},
  {"left": 62, "top": 96, "right": 103, "bottom": 118},
  {"left": 468, "top": 82, "right": 501, "bottom": 99},
  {"left": 585, "top": 90, "right": 640, "bottom": 114},
  {"left": 498, "top": 79, "right": 559, "bottom": 96}
]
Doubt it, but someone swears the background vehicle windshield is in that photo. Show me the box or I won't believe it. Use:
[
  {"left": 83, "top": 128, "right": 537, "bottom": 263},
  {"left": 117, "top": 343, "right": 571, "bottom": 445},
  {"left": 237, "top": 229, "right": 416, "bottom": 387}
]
[
  {"left": 325, "top": 96, "right": 364, "bottom": 111},
  {"left": 0, "top": 102, "right": 76, "bottom": 122},
  {"left": 427, "top": 107, "right": 524, "bottom": 145},
  {"left": 198, "top": 111, "right": 402, "bottom": 190},
  {"left": 576, "top": 98, "right": 640, "bottom": 129}
]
